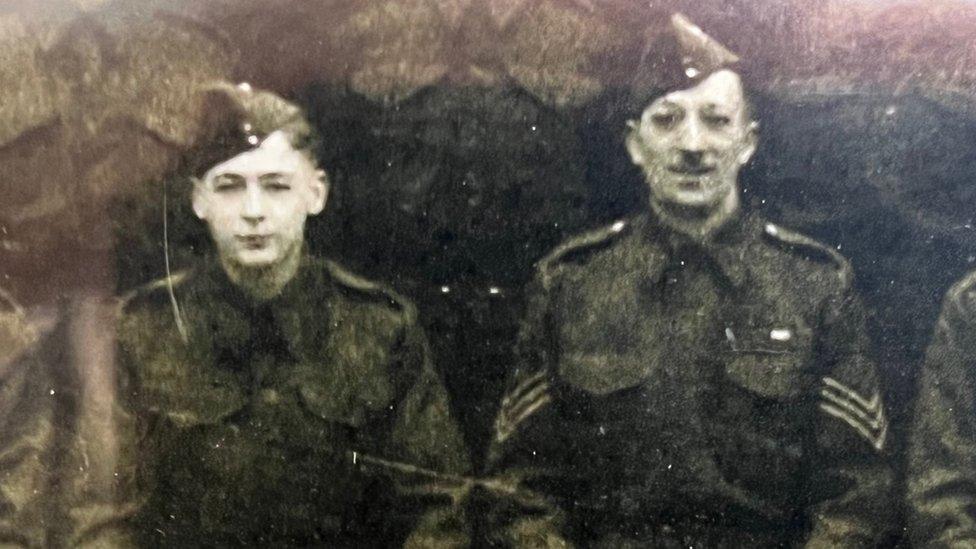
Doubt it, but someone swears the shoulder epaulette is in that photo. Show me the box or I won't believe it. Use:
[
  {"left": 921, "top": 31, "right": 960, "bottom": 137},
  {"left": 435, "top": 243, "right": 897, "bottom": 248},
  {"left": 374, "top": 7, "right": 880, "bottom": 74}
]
[
  {"left": 761, "top": 222, "right": 852, "bottom": 287},
  {"left": 115, "top": 269, "right": 194, "bottom": 344},
  {"left": 117, "top": 269, "right": 193, "bottom": 311},
  {"left": 946, "top": 269, "right": 976, "bottom": 312},
  {"left": 536, "top": 220, "right": 629, "bottom": 290},
  {"left": 0, "top": 286, "right": 23, "bottom": 315},
  {"left": 324, "top": 260, "right": 417, "bottom": 323}
]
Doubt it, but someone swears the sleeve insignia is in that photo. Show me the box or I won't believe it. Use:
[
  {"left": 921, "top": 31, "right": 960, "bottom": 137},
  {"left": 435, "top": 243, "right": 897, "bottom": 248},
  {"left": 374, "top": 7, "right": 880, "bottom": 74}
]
[
  {"left": 493, "top": 370, "right": 552, "bottom": 445},
  {"left": 819, "top": 376, "right": 887, "bottom": 451}
]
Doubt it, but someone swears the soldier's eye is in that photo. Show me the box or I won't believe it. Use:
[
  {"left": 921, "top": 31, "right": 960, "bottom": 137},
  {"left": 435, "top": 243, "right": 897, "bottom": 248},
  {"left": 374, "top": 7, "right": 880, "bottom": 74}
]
[
  {"left": 651, "top": 113, "right": 678, "bottom": 129},
  {"left": 261, "top": 174, "right": 292, "bottom": 191},
  {"left": 213, "top": 175, "right": 245, "bottom": 192},
  {"left": 703, "top": 114, "right": 732, "bottom": 127}
]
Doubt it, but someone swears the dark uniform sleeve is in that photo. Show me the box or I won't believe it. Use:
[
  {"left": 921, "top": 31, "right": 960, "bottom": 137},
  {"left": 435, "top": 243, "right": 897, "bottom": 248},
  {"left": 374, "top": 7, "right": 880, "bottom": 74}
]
[
  {"left": 907, "top": 280, "right": 976, "bottom": 547},
  {"left": 481, "top": 277, "right": 572, "bottom": 548},
  {"left": 804, "top": 283, "right": 893, "bottom": 547},
  {"left": 61, "top": 298, "right": 146, "bottom": 549},
  {"left": 390, "top": 314, "right": 473, "bottom": 548},
  {"left": 0, "top": 329, "right": 54, "bottom": 548},
  {"left": 61, "top": 402, "right": 139, "bottom": 549},
  {"left": 0, "top": 297, "right": 140, "bottom": 549}
]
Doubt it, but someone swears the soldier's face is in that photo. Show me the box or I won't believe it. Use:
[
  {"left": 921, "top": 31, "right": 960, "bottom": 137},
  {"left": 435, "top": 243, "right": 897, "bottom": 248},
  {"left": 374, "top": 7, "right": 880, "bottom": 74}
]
[
  {"left": 627, "top": 70, "right": 756, "bottom": 210},
  {"left": 193, "top": 132, "right": 327, "bottom": 270}
]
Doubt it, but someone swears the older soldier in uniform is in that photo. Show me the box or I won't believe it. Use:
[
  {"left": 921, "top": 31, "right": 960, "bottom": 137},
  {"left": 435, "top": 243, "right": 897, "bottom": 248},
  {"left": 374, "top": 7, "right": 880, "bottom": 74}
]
[
  {"left": 908, "top": 273, "right": 976, "bottom": 546},
  {"left": 85, "top": 84, "right": 469, "bottom": 546},
  {"left": 483, "top": 15, "right": 892, "bottom": 547}
]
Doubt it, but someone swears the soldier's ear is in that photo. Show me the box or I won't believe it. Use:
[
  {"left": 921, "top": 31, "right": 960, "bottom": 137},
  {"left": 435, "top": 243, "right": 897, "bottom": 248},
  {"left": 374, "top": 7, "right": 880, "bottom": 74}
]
[
  {"left": 625, "top": 121, "right": 646, "bottom": 166},
  {"left": 737, "top": 120, "right": 758, "bottom": 166},
  {"left": 306, "top": 169, "right": 328, "bottom": 215},
  {"left": 191, "top": 177, "right": 209, "bottom": 220}
]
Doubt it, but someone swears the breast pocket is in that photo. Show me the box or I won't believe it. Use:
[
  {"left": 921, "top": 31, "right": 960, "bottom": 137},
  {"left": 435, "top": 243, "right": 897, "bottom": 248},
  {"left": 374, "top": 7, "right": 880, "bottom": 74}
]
[
  {"left": 298, "top": 384, "right": 369, "bottom": 429},
  {"left": 722, "top": 323, "right": 814, "bottom": 400}
]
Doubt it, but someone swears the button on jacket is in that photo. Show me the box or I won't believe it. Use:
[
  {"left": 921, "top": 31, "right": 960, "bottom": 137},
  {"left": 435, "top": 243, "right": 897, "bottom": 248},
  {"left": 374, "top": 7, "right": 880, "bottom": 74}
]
[{"left": 486, "top": 212, "right": 892, "bottom": 547}]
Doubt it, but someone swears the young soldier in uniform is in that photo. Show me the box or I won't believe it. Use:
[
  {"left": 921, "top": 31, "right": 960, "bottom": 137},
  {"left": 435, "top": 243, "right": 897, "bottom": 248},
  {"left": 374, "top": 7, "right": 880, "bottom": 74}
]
[
  {"left": 907, "top": 273, "right": 976, "bottom": 545},
  {"left": 483, "top": 14, "right": 892, "bottom": 547},
  {"left": 85, "top": 83, "right": 469, "bottom": 546}
]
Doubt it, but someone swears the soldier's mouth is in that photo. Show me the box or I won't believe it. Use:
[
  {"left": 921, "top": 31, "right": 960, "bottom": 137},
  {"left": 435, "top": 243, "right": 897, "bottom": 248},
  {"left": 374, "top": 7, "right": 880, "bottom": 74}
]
[
  {"left": 237, "top": 234, "right": 271, "bottom": 249},
  {"left": 668, "top": 165, "right": 714, "bottom": 176}
]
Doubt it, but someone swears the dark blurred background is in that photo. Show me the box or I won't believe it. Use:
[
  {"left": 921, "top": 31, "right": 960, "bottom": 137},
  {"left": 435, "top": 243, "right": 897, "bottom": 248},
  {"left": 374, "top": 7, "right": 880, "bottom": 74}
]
[{"left": 3, "top": 0, "right": 976, "bottom": 540}]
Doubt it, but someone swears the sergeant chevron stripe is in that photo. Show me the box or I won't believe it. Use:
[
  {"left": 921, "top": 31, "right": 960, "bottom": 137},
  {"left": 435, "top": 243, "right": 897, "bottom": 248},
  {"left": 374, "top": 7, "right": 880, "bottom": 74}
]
[
  {"left": 819, "top": 376, "right": 887, "bottom": 451},
  {"left": 494, "top": 371, "right": 552, "bottom": 444}
]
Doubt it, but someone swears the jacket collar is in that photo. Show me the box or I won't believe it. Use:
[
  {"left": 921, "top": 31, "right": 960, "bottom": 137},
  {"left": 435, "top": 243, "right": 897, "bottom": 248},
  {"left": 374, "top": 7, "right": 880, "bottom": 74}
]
[
  {"left": 186, "top": 252, "right": 334, "bottom": 364},
  {"left": 638, "top": 210, "right": 760, "bottom": 288}
]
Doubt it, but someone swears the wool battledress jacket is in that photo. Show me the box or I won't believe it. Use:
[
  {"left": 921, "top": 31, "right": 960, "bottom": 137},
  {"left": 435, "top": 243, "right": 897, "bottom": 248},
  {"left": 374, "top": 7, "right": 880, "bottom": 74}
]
[
  {"left": 91, "top": 255, "right": 469, "bottom": 547},
  {"left": 908, "top": 269, "right": 976, "bottom": 547},
  {"left": 485, "top": 212, "right": 892, "bottom": 547}
]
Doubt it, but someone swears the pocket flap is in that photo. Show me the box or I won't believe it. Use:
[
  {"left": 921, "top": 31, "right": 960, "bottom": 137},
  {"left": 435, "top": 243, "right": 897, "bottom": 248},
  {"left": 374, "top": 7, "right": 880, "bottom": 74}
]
[
  {"left": 297, "top": 383, "right": 368, "bottom": 428},
  {"left": 558, "top": 351, "right": 649, "bottom": 395},
  {"left": 723, "top": 324, "right": 812, "bottom": 398},
  {"left": 144, "top": 379, "right": 247, "bottom": 428}
]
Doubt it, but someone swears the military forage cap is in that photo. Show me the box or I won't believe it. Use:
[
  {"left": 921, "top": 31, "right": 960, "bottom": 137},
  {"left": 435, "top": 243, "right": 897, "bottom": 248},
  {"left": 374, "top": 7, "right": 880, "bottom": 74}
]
[
  {"left": 183, "top": 81, "right": 319, "bottom": 178},
  {"left": 630, "top": 12, "right": 741, "bottom": 106}
]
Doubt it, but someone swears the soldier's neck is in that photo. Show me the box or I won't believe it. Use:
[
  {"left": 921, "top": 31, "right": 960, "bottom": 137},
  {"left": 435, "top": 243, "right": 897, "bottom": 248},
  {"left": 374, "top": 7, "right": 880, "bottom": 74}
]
[
  {"left": 221, "top": 244, "right": 303, "bottom": 302},
  {"left": 650, "top": 190, "right": 739, "bottom": 242}
]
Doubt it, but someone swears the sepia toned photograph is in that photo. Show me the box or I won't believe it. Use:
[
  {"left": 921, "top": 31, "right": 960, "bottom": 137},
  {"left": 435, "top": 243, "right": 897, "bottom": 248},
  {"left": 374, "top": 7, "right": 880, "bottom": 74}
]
[{"left": 2, "top": 0, "right": 976, "bottom": 546}]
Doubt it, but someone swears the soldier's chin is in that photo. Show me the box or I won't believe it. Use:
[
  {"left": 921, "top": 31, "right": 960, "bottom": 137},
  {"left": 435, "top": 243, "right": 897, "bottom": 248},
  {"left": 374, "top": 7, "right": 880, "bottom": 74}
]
[
  {"left": 229, "top": 248, "right": 280, "bottom": 270},
  {"left": 662, "top": 182, "right": 722, "bottom": 208}
]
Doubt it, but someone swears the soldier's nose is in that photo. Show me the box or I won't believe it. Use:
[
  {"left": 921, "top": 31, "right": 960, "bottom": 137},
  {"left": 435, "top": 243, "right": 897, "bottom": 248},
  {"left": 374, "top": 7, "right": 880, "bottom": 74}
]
[
  {"left": 676, "top": 116, "right": 706, "bottom": 154},
  {"left": 242, "top": 185, "right": 266, "bottom": 223},
  {"left": 242, "top": 212, "right": 265, "bottom": 224}
]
